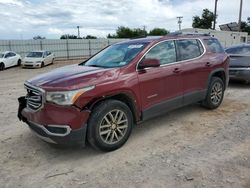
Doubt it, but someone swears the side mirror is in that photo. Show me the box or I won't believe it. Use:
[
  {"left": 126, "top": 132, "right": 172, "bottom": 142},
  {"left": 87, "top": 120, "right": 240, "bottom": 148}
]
[{"left": 138, "top": 58, "right": 160, "bottom": 69}]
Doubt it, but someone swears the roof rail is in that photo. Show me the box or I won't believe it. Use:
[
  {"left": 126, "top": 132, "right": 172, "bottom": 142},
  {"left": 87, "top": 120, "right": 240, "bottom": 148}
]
[{"left": 167, "top": 31, "right": 210, "bottom": 37}]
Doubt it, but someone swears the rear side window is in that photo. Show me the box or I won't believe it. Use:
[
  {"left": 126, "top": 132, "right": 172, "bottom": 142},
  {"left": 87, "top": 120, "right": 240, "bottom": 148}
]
[
  {"left": 203, "top": 38, "right": 224, "bottom": 53},
  {"left": 176, "top": 39, "right": 201, "bottom": 61},
  {"left": 10, "top": 52, "right": 16, "bottom": 57}
]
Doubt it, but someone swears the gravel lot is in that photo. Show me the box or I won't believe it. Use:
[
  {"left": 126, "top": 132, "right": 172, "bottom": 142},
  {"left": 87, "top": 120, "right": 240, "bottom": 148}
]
[{"left": 0, "top": 61, "right": 250, "bottom": 188}]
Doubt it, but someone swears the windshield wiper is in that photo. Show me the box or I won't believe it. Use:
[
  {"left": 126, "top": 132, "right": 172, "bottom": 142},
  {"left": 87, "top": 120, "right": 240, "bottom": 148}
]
[{"left": 86, "top": 64, "right": 106, "bottom": 68}]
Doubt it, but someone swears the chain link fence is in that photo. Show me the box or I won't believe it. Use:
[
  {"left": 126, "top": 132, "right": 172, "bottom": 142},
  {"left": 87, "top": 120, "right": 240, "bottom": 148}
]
[{"left": 0, "top": 39, "right": 127, "bottom": 60}]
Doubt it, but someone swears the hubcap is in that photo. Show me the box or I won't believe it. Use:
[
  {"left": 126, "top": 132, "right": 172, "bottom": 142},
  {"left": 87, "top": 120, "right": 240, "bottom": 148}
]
[
  {"left": 99, "top": 109, "right": 128, "bottom": 145},
  {"left": 210, "top": 82, "right": 223, "bottom": 105}
]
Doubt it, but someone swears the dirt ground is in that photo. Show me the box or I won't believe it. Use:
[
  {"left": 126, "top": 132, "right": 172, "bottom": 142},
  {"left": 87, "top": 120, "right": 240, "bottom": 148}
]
[{"left": 0, "top": 60, "right": 250, "bottom": 188}]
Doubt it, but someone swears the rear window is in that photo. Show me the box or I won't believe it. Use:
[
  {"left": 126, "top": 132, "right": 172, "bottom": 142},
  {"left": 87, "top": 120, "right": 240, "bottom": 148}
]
[
  {"left": 203, "top": 38, "right": 224, "bottom": 53},
  {"left": 176, "top": 39, "right": 202, "bottom": 61},
  {"left": 225, "top": 46, "right": 250, "bottom": 55}
]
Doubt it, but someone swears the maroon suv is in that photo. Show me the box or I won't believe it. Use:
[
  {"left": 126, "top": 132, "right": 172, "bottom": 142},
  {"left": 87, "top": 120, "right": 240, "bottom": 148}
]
[{"left": 18, "top": 34, "right": 229, "bottom": 151}]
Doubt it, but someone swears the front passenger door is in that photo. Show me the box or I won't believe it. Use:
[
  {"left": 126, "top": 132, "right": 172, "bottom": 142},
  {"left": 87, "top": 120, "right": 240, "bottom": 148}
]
[{"left": 138, "top": 40, "right": 183, "bottom": 120}]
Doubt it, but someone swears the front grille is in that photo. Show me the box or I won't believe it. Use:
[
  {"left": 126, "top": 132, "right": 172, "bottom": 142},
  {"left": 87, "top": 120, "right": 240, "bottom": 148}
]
[
  {"left": 24, "top": 65, "right": 34, "bottom": 67},
  {"left": 24, "top": 83, "right": 44, "bottom": 111}
]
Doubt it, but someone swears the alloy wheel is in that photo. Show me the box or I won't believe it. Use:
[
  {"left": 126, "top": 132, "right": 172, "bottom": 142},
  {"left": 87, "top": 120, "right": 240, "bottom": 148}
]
[
  {"left": 210, "top": 82, "right": 223, "bottom": 105},
  {"left": 99, "top": 109, "right": 128, "bottom": 145}
]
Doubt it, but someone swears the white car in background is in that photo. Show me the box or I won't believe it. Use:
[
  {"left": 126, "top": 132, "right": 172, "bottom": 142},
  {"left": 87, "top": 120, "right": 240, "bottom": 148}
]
[
  {"left": 0, "top": 51, "right": 22, "bottom": 70},
  {"left": 22, "top": 51, "right": 55, "bottom": 68}
]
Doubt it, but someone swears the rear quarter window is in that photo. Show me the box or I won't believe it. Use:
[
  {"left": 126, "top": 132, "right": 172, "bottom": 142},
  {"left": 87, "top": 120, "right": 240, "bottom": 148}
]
[{"left": 203, "top": 38, "right": 224, "bottom": 53}]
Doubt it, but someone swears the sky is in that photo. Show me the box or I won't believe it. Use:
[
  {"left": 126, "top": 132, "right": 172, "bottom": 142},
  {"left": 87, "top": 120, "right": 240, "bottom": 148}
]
[{"left": 0, "top": 0, "right": 249, "bottom": 39}]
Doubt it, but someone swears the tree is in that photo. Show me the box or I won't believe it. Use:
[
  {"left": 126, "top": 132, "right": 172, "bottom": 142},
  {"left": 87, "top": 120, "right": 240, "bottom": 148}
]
[
  {"left": 33, "top": 35, "right": 46, "bottom": 40},
  {"left": 107, "top": 33, "right": 116, "bottom": 38},
  {"left": 148, "top": 28, "right": 169, "bottom": 36},
  {"left": 241, "top": 17, "right": 250, "bottom": 34},
  {"left": 192, "top": 9, "right": 214, "bottom": 29},
  {"left": 107, "top": 26, "right": 170, "bottom": 38},
  {"left": 116, "top": 26, "right": 135, "bottom": 38},
  {"left": 60, "top": 34, "right": 78, "bottom": 39},
  {"left": 108, "top": 26, "right": 147, "bottom": 38},
  {"left": 85, "top": 35, "right": 97, "bottom": 39}
]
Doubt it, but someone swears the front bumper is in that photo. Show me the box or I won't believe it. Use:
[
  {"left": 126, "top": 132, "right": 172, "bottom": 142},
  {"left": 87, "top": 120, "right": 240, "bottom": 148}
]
[
  {"left": 229, "top": 67, "right": 250, "bottom": 82},
  {"left": 22, "top": 63, "right": 41, "bottom": 68},
  {"left": 27, "top": 121, "right": 87, "bottom": 145},
  {"left": 18, "top": 96, "right": 90, "bottom": 146}
]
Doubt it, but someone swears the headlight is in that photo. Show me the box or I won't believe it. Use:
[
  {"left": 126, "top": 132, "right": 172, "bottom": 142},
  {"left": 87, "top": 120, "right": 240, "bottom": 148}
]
[
  {"left": 46, "top": 86, "right": 95, "bottom": 105},
  {"left": 36, "top": 61, "right": 42, "bottom": 63}
]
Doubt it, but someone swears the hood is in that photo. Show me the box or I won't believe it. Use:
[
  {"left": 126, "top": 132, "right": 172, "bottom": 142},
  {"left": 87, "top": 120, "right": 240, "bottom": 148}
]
[
  {"left": 27, "top": 64, "right": 120, "bottom": 91},
  {"left": 24, "top": 57, "right": 44, "bottom": 62}
]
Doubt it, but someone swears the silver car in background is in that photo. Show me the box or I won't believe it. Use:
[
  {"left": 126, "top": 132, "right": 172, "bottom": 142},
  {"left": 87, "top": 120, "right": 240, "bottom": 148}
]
[
  {"left": 22, "top": 51, "right": 55, "bottom": 68},
  {"left": 225, "top": 44, "right": 250, "bottom": 83}
]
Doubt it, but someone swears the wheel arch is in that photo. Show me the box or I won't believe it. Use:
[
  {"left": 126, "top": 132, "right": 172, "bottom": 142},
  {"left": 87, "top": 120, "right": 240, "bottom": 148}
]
[
  {"left": 86, "top": 92, "right": 140, "bottom": 124},
  {"left": 0, "top": 62, "right": 5, "bottom": 69},
  {"left": 207, "top": 68, "right": 227, "bottom": 90}
]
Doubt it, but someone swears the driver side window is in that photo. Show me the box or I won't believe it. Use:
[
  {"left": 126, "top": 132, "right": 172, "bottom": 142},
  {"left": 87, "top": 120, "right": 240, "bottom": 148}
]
[{"left": 145, "top": 40, "right": 176, "bottom": 65}]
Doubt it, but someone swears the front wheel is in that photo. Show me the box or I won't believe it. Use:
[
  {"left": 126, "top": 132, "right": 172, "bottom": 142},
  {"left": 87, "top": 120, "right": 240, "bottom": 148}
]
[
  {"left": 0, "top": 63, "right": 5, "bottom": 71},
  {"left": 41, "top": 62, "right": 45, "bottom": 68},
  {"left": 202, "top": 77, "right": 224, "bottom": 109},
  {"left": 87, "top": 100, "right": 133, "bottom": 151}
]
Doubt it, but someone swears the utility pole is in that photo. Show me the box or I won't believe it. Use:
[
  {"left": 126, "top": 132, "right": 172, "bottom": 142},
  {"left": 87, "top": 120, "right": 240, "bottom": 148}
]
[
  {"left": 213, "top": 0, "right": 218, "bottom": 30},
  {"left": 77, "top": 26, "right": 80, "bottom": 38},
  {"left": 143, "top": 25, "right": 147, "bottom": 36},
  {"left": 238, "top": 0, "right": 243, "bottom": 32},
  {"left": 177, "top": 16, "right": 183, "bottom": 31}
]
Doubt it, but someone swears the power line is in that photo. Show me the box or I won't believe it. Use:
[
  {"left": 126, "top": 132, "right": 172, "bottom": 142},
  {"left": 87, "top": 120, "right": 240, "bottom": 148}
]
[{"left": 177, "top": 16, "right": 183, "bottom": 31}]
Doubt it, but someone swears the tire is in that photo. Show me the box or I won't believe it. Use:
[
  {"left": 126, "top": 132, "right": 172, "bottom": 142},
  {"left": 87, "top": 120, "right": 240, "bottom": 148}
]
[
  {"left": 41, "top": 62, "right": 45, "bottom": 68},
  {"left": 17, "top": 59, "right": 21, "bottom": 66},
  {"left": 87, "top": 100, "right": 133, "bottom": 152},
  {"left": 202, "top": 77, "right": 225, "bottom": 109},
  {"left": 51, "top": 58, "right": 54, "bottom": 64},
  {"left": 0, "top": 62, "right": 5, "bottom": 71}
]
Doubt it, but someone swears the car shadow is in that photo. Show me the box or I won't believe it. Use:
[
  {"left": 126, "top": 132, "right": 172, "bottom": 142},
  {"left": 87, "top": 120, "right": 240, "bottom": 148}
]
[{"left": 228, "top": 80, "right": 250, "bottom": 89}]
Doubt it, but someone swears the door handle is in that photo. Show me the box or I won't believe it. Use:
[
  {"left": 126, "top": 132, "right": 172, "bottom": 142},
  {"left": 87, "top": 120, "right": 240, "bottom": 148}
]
[
  {"left": 206, "top": 62, "right": 211, "bottom": 67},
  {"left": 173, "top": 68, "right": 181, "bottom": 73}
]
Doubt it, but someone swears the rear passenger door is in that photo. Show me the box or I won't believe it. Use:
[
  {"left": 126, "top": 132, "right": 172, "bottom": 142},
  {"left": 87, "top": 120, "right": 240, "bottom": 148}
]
[{"left": 176, "top": 39, "right": 209, "bottom": 105}]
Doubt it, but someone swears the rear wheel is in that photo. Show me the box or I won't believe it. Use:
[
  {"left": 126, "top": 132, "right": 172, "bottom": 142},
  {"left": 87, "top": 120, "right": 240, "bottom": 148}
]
[
  {"left": 0, "top": 63, "right": 5, "bottom": 71},
  {"left": 202, "top": 77, "right": 224, "bottom": 109},
  {"left": 51, "top": 58, "right": 54, "bottom": 64},
  {"left": 87, "top": 100, "right": 133, "bottom": 151},
  {"left": 41, "top": 62, "right": 45, "bottom": 68}
]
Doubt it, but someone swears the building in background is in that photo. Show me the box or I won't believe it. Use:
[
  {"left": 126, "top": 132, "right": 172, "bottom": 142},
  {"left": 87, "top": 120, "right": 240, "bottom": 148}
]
[{"left": 182, "top": 28, "right": 248, "bottom": 47}]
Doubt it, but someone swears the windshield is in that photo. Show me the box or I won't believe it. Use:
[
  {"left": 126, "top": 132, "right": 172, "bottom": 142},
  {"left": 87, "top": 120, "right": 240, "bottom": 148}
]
[
  {"left": 0, "top": 53, "right": 4, "bottom": 58},
  {"left": 26, "top": 52, "right": 43, "bottom": 58},
  {"left": 84, "top": 42, "right": 149, "bottom": 68}
]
